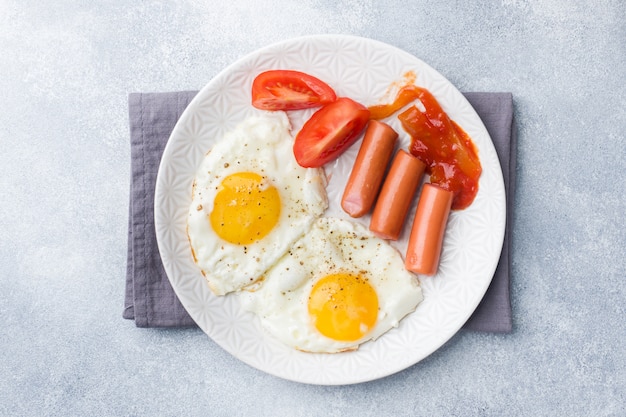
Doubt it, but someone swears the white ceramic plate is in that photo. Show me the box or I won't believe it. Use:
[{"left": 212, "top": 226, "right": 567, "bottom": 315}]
[{"left": 155, "top": 35, "right": 506, "bottom": 385}]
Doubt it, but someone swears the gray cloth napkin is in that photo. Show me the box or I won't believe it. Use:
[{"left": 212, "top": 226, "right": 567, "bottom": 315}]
[
  {"left": 123, "top": 91, "right": 198, "bottom": 327},
  {"left": 463, "top": 92, "right": 515, "bottom": 333},
  {"left": 124, "top": 91, "right": 515, "bottom": 332}
]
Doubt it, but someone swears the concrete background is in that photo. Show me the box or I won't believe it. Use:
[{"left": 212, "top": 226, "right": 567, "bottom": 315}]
[{"left": 1, "top": 0, "right": 624, "bottom": 416}]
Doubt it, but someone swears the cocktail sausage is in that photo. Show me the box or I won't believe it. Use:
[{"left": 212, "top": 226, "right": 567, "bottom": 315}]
[
  {"left": 369, "top": 150, "right": 425, "bottom": 240},
  {"left": 341, "top": 120, "right": 398, "bottom": 217},
  {"left": 405, "top": 183, "right": 454, "bottom": 276}
]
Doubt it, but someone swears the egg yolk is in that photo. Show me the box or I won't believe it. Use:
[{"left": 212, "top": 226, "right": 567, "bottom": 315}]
[
  {"left": 210, "top": 172, "right": 281, "bottom": 245},
  {"left": 308, "top": 273, "right": 379, "bottom": 342}
]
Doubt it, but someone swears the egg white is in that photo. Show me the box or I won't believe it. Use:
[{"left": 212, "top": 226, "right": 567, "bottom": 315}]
[
  {"left": 187, "top": 112, "right": 328, "bottom": 295},
  {"left": 237, "top": 217, "right": 423, "bottom": 353}
]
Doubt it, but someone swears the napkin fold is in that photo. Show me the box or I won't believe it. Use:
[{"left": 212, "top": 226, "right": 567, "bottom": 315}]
[{"left": 124, "top": 91, "right": 515, "bottom": 332}]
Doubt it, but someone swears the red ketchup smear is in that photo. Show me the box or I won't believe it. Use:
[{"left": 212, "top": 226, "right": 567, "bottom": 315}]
[{"left": 369, "top": 85, "right": 482, "bottom": 210}]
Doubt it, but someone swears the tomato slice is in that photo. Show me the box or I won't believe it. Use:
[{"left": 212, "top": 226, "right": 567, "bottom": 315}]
[
  {"left": 293, "top": 97, "right": 370, "bottom": 168},
  {"left": 251, "top": 70, "right": 337, "bottom": 111}
]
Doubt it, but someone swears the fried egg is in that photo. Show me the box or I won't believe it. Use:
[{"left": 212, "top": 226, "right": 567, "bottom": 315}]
[
  {"left": 187, "top": 112, "right": 328, "bottom": 295},
  {"left": 237, "top": 217, "right": 423, "bottom": 353}
]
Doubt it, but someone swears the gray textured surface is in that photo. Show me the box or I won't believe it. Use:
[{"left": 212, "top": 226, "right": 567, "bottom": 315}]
[{"left": 1, "top": 1, "right": 624, "bottom": 416}]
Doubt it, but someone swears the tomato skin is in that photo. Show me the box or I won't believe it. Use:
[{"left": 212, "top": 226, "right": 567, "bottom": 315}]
[
  {"left": 251, "top": 70, "right": 337, "bottom": 110},
  {"left": 293, "top": 97, "right": 370, "bottom": 168}
]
